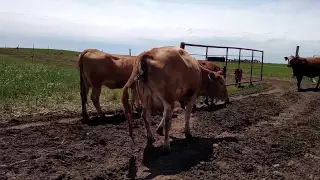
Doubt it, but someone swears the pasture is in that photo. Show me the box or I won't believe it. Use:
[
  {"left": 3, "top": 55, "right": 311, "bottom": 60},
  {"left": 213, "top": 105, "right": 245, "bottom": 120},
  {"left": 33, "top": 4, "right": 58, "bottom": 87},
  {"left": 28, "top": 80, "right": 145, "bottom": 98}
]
[{"left": 0, "top": 48, "right": 319, "bottom": 179}]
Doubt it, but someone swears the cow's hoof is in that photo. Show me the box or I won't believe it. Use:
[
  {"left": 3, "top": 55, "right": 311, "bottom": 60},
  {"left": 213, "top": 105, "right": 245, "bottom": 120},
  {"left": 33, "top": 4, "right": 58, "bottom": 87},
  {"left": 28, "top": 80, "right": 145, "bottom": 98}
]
[
  {"left": 82, "top": 113, "right": 89, "bottom": 120},
  {"left": 162, "top": 146, "right": 171, "bottom": 154},
  {"left": 99, "top": 114, "right": 105, "bottom": 119},
  {"left": 147, "top": 137, "right": 156, "bottom": 145},
  {"left": 184, "top": 131, "right": 192, "bottom": 140},
  {"left": 183, "top": 129, "right": 192, "bottom": 139},
  {"left": 156, "top": 127, "right": 164, "bottom": 136}
]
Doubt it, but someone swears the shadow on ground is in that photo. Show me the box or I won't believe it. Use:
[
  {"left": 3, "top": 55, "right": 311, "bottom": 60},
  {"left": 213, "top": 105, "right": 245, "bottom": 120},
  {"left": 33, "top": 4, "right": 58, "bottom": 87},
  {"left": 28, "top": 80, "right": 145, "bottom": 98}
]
[
  {"left": 136, "top": 134, "right": 238, "bottom": 180},
  {"left": 298, "top": 88, "right": 320, "bottom": 92}
]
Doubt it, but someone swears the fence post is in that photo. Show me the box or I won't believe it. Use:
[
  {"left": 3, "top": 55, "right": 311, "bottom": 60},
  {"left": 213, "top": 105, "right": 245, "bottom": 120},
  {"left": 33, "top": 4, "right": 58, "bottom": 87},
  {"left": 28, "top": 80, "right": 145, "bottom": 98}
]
[
  {"left": 129, "top": 49, "right": 131, "bottom": 56},
  {"left": 261, "top": 51, "right": 264, "bottom": 81},
  {"left": 32, "top": 44, "right": 34, "bottom": 61},
  {"left": 249, "top": 50, "right": 254, "bottom": 86},
  {"left": 225, "top": 48, "right": 229, "bottom": 83},
  {"left": 205, "top": 47, "right": 208, "bottom": 60},
  {"left": 295, "top": 46, "right": 300, "bottom": 57},
  {"left": 238, "top": 49, "right": 241, "bottom": 69},
  {"left": 180, "top": 42, "right": 185, "bottom": 49}
]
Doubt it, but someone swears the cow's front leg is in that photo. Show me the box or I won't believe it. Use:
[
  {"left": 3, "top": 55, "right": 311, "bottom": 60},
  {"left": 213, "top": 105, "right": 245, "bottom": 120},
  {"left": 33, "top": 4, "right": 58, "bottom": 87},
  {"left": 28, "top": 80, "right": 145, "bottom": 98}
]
[{"left": 296, "top": 76, "right": 303, "bottom": 92}]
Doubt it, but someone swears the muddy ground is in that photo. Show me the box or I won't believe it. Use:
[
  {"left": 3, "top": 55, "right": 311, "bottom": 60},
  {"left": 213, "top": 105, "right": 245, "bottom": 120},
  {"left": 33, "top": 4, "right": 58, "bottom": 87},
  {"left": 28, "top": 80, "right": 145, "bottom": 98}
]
[{"left": 0, "top": 79, "right": 320, "bottom": 180}]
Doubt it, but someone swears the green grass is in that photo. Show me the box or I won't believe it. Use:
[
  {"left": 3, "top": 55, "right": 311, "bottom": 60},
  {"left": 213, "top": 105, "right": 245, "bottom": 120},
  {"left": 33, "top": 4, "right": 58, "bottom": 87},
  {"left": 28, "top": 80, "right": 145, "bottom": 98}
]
[
  {"left": 0, "top": 47, "right": 302, "bottom": 118},
  {"left": 214, "top": 61, "right": 293, "bottom": 81},
  {"left": 0, "top": 48, "right": 123, "bottom": 118}
]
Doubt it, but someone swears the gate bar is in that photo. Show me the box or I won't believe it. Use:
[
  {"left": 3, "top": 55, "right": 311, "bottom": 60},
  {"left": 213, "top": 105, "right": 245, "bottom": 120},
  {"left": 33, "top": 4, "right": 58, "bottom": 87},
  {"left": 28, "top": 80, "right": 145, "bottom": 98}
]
[{"left": 181, "top": 42, "right": 263, "bottom": 52}]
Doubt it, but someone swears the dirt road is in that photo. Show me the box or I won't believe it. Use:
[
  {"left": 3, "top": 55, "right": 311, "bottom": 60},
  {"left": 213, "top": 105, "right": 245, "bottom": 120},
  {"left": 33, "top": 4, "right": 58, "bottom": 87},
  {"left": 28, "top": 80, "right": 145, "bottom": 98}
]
[{"left": 1, "top": 79, "right": 319, "bottom": 180}]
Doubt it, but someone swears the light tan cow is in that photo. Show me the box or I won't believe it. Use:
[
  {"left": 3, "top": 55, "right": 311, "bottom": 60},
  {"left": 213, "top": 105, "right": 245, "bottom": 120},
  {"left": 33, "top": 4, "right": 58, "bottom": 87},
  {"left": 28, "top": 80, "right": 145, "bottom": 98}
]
[
  {"left": 121, "top": 46, "right": 229, "bottom": 152},
  {"left": 179, "top": 60, "right": 226, "bottom": 108},
  {"left": 77, "top": 49, "right": 140, "bottom": 119}
]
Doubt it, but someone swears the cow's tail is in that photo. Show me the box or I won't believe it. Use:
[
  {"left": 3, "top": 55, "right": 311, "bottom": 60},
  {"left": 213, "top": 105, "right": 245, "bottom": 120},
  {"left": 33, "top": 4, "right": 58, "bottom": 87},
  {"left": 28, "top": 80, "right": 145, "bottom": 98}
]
[
  {"left": 77, "top": 50, "right": 90, "bottom": 111},
  {"left": 121, "top": 53, "right": 149, "bottom": 142}
]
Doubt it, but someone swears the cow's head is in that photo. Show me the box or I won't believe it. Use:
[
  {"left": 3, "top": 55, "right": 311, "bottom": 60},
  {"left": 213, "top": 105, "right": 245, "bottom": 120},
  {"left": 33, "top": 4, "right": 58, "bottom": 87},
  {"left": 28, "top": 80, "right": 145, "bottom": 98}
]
[
  {"left": 207, "top": 71, "right": 230, "bottom": 103},
  {"left": 284, "top": 55, "right": 299, "bottom": 67}
]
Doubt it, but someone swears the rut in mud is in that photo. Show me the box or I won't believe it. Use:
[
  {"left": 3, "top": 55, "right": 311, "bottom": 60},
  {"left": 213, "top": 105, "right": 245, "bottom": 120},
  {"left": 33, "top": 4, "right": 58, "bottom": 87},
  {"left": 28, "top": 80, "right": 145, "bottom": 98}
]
[{"left": 0, "top": 79, "right": 320, "bottom": 180}]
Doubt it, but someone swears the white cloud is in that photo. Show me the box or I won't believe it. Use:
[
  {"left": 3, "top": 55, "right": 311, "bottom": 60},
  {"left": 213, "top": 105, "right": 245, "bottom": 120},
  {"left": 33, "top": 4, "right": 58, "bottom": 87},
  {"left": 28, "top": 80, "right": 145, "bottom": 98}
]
[
  {"left": 1, "top": 0, "right": 320, "bottom": 42},
  {"left": 1, "top": 0, "right": 320, "bottom": 63}
]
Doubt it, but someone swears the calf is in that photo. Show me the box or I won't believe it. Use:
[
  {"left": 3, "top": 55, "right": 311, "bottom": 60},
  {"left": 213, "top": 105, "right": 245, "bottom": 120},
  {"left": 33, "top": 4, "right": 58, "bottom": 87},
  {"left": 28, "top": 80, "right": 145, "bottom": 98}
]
[{"left": 234, "top": 68, "right": 243, "bottom": 87}]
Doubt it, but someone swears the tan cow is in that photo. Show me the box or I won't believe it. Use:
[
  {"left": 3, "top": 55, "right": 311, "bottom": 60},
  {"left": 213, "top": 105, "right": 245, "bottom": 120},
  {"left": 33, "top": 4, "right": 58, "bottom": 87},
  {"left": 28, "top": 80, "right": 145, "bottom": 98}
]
[
  {"left": 121, "top": 46, "right": 229, "bottom": 152},
  {"left": 179, "top": 60, "right": 226, "bottom": 108},
  {"left": 77, "top": 49, "right": 140, "bottom": 119}
]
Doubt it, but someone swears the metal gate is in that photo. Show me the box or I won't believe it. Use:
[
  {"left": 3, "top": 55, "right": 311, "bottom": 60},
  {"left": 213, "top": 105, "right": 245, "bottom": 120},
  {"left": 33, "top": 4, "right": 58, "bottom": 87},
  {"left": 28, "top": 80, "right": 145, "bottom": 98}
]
[{"left": 180, "top": 42, "right": 264, "bottom": 86}]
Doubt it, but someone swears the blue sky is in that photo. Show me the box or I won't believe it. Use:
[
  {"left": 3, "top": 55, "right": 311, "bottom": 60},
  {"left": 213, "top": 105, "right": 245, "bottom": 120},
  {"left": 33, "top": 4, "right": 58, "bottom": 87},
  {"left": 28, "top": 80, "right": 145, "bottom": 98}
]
[{"left": 1, "top": 0, "right": 320, "bottom": 63}]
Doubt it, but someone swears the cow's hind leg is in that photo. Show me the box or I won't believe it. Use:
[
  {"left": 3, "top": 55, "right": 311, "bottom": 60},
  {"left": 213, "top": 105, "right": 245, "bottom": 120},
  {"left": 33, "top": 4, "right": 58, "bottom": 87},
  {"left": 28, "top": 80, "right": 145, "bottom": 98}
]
[
  {"left": 184, "top": 94, "right": 197, "bottom": 138},
  {"left": 204, "top": 96, "right": 209, "bottom": 106},
  {"left": 156, "top": 114, "right": 165, "bottom": 136},
  {"left": 162, "top": 100, "right": 174, "bottom": 152},
  {"left": 315, "top": 76, "right": 320, "bottom": 89},
  {"left": 179, "top": 100, "right": 185, "bottom": 109},
  {"left": 81, "top": 86, "right": 89, "bottom": 119},
  {"left": 210, "top": 97, "right": 214, "bottom": 106},
  {"left": 141, "top": 96, "right": 155, "bottom": 145},
  {"left": 91, "top": 86, "right": 104, "bottom": 117}
]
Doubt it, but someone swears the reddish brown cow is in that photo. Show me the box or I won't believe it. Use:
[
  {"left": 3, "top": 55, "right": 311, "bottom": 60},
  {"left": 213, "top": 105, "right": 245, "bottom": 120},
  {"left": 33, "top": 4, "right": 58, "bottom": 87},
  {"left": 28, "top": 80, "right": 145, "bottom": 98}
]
[
  {"left": 197, "top": 61, "right": 227, "bottom": 106},
  {"left": 77, "top": 49, "right": 140, "bottom": 119},
  {"left": 234, "top": 68, "right": 243, "bottom": 87},
  {"left": 121, "top": 46, "right": 229, "bottom": 151},
  {"left": 284, "top": 55, "right": 320, "bottom": 91},
  {"left": 179, "top": 60, "right": 224, "bottom": 108}
]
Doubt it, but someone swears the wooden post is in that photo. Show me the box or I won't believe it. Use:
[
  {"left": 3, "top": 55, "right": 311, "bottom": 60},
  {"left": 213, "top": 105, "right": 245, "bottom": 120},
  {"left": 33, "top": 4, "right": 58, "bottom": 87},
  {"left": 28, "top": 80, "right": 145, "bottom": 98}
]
[
  {"left": 129, "top": 49, "right": 131, "bottom": 56},
  {"left": 295, "top": 46, "right": 300, "bottom": 57},
  {"left": 238, "top": 49, "right": 241, "bottom": 69},
  {"left": 205, "top": 47, "right": 208, "bottom": 60},
  {"left": 225, "top": 48, "right": 229, "bottom": 82},
  {"left": 32, "top": 44, "right": 34, "bottom": 61},
  {"left": 261, "top": 51, "right": 264, "bottom": 81},
  {"left": 249, "top": 50, "right": 254, "bottom": 86},
  {"left": 180, "top": 42, "right": 185, "bottom": 49}
]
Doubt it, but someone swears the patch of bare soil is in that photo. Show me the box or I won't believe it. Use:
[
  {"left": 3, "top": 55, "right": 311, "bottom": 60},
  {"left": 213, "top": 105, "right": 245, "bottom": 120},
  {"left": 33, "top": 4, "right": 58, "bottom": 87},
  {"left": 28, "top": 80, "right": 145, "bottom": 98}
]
[{"left": 1, "top": 79, "right": 320, "bottom": 179}]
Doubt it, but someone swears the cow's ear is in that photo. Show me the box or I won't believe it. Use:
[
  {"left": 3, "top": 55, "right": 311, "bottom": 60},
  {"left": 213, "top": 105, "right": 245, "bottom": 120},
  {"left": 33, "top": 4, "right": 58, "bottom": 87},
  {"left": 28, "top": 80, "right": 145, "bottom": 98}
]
[
  {"left": 284, "top": 57, "right": 288, "bottom": 61},
  {"left": 208, "top": 73, "right": 215, "bottom": 81}
]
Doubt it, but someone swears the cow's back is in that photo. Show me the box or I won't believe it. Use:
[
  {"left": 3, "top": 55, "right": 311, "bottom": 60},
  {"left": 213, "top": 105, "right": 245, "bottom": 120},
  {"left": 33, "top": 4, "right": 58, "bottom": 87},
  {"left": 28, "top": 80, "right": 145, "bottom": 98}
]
[
  {"left": 198, "top": 60, "right": 221, "bottom": 71},
  {"left": 292, "top": 57, "right": 320, "bottom": 77},
  {"left": 81, "top": 49, "right": 135, "bottom": 88},
  {"left": 143, "top": 46, "right": 201, "bottom": 100}
]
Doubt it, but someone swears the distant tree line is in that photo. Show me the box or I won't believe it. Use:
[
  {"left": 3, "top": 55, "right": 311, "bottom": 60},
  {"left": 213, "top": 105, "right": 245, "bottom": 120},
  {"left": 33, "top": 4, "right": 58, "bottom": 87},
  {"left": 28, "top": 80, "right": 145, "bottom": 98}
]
[{"left": 207, "top": 56, "right": 261, "bottom": 63}]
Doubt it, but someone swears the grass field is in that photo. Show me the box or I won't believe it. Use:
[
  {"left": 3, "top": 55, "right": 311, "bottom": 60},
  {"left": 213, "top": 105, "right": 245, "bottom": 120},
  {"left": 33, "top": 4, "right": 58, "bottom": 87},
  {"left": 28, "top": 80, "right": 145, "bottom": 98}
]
[{"left": 0, "top": 47, "right": 304, "bottom": 118}]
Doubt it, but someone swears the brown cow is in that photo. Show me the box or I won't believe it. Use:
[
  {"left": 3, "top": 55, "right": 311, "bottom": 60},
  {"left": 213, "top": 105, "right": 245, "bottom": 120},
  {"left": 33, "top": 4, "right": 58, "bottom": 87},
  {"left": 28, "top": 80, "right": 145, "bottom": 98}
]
[
  {"left": 121, "top": 46, "right": 229, "bottom": 151},
  {"left": 77, "top": 49, "right": 140, "bottom": 119},
  {"left": 234, "top": 68, "right": 243, "bottom": 87},
  {"left": 284, "top": 55, "right": 320, "bottom": 91},
  {"left": 197, "top": 61, "right": 227, "bottom": 106},
  {"left": 179, "top": 60, "right": 227, "bottom": 108}
]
